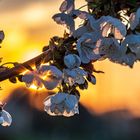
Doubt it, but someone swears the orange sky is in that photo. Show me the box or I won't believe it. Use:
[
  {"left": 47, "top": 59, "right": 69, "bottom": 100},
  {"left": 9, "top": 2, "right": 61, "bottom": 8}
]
[{"left": 1, "top": 0, "right": 140, "bottom": 117}]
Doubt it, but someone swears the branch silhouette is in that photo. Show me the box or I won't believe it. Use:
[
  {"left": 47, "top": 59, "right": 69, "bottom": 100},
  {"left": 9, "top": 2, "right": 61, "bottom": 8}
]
[
  {"left": 0, "top": 36, "right": 75, "bottom": 82},
  {"left": 0, "top": 49, "right": 52, "bottom": 82}
]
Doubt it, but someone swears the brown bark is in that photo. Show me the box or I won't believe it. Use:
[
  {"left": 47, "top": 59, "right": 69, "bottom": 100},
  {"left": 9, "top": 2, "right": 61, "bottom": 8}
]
[{"left": 0, "top": 49, "right": 52, "bottom": 82}]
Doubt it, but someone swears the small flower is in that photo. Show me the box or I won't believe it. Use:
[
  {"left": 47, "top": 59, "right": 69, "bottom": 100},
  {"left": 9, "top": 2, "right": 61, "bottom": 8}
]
[
  {"left": 52, "top": 13, "right": 75, "bottom": 33},
  {"left": 22, "top": 65, "right": 62, "bottom": 90},
  {"left": 63, "top": 68, "right": 87, "bottom": 86},
  {"left": 44, "top": 93, "right": 79, "bottom": 117},
  {"left": 64, "top": 54, "right": 81, "bottom": 69},
  {"left": 99, "top": 38, "right": 127, "bottom": 62},
  {"left": 99, "top": 16, "right": 127, "bottom": 39},
  {"left": 77, "top": 32, "right": 102, "bottom": 63},
  {"left": 0, "top": 110, "right": 12, "bottom": 127},
  {"left": 99, "top": 37, "right": 136, "bottom": 67}
]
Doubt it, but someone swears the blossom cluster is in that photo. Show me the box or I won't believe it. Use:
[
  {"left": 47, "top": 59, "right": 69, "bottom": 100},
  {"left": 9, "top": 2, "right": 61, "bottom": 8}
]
[
  {"left": 21, "top": 0, "right": 140, "bottom": 118},
  {"left": 1, "top": 0, "right": 140, "bottom": 126},
  {"left": 53, "top": 0, "right": 140, "bottom": 68}
]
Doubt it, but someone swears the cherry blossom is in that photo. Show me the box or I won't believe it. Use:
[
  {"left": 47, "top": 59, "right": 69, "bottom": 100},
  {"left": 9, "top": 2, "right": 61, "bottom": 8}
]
[
  {"left": 77, "top": 32, "right": 102, "bottom": 63},
  {"left": 63, "top": 68, "right": 87, "bottom": 86},
  {"left": 64, "top": 54, "right": 81, "bottom": 69},
  {"left": 0, "top": 110, "right": 12, "bottom": 127},
  {"left": 44, "top": 93, "right": 79, "bottom": 117},
  {"left": 22, "top": 65, "right": 62, "bottom": 90}
]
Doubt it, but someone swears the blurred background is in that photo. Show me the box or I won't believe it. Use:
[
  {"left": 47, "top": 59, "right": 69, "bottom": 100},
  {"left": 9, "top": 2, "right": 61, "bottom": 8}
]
[{"left": 0, "top": 0, "right": 140, "bottom": 140}]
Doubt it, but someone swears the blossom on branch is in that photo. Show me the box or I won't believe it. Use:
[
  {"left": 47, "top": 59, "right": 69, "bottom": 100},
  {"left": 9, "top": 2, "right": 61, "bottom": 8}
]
[
  {"left": 22, "top": 65, "right": 62, "bottom": 90},
  {"left": 77, "top": 32, "right": 102, "bottom": 63},
  {"left": 44, "top": 92, "right": 79, "bottom": 117},
  {"left": 52, "top": 13, "right": 75, "bottom": 33},
  {"left": 63, "top": 68, "right": 87, "bottom": 86},
  {"left": 0, "top": 104, "right": 12, "bottom": 127},
  {"left": 1, "top": 0, "right": 140, "bottom": 122},
  {"left": 64, "top": 54, "right": 81, "bottom": 69},
  {"left": 98, "top": 16, "right": 127, "bottom": 39}
]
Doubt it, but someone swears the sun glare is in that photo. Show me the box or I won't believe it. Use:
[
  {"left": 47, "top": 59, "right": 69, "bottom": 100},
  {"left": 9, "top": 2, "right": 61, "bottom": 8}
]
[{"left": 29, "top": 84, "right": 44, "bottom": 91}]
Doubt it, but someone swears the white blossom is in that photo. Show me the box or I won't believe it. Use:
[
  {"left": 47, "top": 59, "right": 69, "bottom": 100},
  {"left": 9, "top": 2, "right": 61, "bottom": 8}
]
[
  {"left": 99, "top": 38, "right": 127, "bottom": 61},
  {"left": 98, "top": 37, "right": 136, "bottom": 67},
  {"left": 64, "top": 54, "right": 81, "bottom": 69},
  {"left": 77, "top": 32, "right": 102, "bottom": 63},
  {"left": 99, "top": 16, "right": 127, "bottom": 39},
  {"left": 63, "top": 68, "right": 87, "bottom": 86},
  {"left": 52, "top": 13, "right": 75, "bottom": 33},
  {"left": 22, "top": 65, "right": 62, "bottom": 90},
  {"left": 0, "top": 110, "right": 12, "bottom": 127},
  {"left": 44, "top": 93, "right": 79, "bottom": 117}
]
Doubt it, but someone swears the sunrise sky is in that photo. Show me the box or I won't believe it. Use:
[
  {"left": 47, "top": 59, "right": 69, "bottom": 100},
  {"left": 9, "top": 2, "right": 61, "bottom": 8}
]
[{"left": 1, "top": 0, "right": 140, "bottom": 116}]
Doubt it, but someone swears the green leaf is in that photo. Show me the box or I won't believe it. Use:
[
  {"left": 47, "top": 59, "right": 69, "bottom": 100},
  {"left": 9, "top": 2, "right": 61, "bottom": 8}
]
[{"left": 129, "top": 0, "right": 137, "bottom": 4}]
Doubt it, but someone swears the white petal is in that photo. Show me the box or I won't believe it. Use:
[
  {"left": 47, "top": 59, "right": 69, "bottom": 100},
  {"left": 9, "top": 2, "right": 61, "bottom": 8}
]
[
  {"left": 65, "top": 94, "right": 78, "bottom": 109},
  {"left": 64, "top": 54, "right": 81, "bottom": 68},
  {"left": 100, "top": 16, "right": 126, "bottom": 39},
  {"left": 44, "top": 96, "right": 51, "bottom": 107},
  {"left": 51, "top": 93, "right": 67, "bottom": 104},
  {"left": 52, "top": 13, "right": 75, "bottom": 32},
  {"left": 1, "top": 110, "right": 12, "bottom": 127},
  {"left": 43, "top": 77, "right": 61, "bottom": 90},
  {"left": 22, "top": 72, "right": 34, "bottom": 84}
]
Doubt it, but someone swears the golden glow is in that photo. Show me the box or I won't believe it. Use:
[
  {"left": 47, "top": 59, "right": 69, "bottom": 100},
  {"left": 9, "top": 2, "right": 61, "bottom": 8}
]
[
  {"left": 1, "top": 0, "right": 140, "bottom": 117},
  {"left": 29, "top": 84, "right": 44, "bottom": 91}
]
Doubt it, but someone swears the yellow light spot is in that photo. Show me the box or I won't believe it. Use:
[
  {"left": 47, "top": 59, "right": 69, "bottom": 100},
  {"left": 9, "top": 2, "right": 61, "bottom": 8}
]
[{"left": 29, "top": 84, "right": 44, "bottom": 91}]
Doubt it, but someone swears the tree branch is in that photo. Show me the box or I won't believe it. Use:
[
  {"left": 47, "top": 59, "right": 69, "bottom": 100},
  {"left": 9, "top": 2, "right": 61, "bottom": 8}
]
[
  {"left": 0, "top": 36, "right": 76, "bottom": 82},
  {"left": 0, "top": 49, "right": 52, "bottom": 82}
]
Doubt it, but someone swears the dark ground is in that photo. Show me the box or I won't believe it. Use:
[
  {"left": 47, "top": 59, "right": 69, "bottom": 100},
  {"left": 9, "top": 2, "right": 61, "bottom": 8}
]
[{"left": 0, "top": 88, "right": 140, "bottom": 140}]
